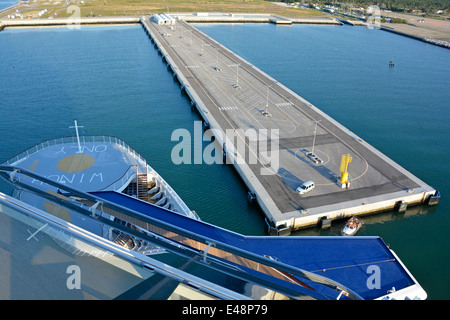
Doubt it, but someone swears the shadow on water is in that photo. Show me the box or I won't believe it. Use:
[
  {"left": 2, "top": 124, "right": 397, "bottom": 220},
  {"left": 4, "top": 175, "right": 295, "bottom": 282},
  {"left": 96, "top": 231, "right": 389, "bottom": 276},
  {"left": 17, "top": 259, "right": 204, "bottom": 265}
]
[{"left": 291, "top": 204, "right": 439, "bottom": 237}]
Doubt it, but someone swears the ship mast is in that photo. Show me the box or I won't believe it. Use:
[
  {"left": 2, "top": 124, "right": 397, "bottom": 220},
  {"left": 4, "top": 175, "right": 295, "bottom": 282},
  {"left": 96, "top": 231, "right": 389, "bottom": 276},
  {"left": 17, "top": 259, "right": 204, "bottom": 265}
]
[{"left": 70, "top": 119, "right": 84, "bottom": 153}]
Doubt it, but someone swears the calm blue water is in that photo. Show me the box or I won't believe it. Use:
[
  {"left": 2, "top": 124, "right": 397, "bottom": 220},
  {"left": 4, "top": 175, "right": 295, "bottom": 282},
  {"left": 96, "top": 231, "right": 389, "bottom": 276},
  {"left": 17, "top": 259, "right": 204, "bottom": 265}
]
[
  {"left": 0, "top": 23, "right": 449, "bottom": 299},
  {"left": 0, "top": 25, "right": 266, "bottom": 236},
  {"left": 196, "top": 23, "right": 450, "bottom": 299},
  {"left": 0, "top": 0, "right": 17, "bottom": 10}
]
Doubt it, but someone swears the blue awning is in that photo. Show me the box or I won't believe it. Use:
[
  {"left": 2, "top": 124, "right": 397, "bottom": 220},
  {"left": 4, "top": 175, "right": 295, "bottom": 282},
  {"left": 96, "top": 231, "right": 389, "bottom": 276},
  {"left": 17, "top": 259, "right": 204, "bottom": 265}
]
[{"left": 91, "top": 190, "right": 416, "bottom": 300}]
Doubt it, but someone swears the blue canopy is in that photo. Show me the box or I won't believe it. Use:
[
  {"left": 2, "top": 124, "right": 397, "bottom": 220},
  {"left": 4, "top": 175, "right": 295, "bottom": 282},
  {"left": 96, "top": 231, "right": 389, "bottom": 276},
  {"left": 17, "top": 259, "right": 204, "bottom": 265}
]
[{"left": 92, "top": 191, "right": 415, "bottom": 300}]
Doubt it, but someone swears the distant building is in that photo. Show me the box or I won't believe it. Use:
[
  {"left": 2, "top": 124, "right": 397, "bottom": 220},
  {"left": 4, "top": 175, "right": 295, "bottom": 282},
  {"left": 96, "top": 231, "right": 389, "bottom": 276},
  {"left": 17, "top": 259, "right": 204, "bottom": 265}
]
[{"left": 151, "top": 14, "right": 176, "bottom": 26}]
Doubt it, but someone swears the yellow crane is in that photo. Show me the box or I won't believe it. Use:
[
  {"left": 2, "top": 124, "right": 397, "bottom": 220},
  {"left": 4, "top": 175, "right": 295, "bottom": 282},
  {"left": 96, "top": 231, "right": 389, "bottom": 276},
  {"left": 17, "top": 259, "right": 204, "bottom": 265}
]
[{"left": 340, "top": 154, "right": 352, "bottom": 184}]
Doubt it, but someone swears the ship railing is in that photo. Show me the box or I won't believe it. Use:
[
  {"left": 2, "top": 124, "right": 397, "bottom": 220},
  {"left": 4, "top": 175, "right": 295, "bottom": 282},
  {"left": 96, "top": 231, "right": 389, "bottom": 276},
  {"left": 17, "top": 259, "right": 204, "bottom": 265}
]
[
  {"left": 0, "top": 165, "right": 364, "bottom": 300},
  {"left": 0, "top": 190, "right": 247, "bottom": 300},
  {"left": 98, "top": 165, "right": 137, "bottom": 192},
  {"left": 0, "top": 134, "right": 193, "bottom": 218},
  {"left": 148, "top": 167, "right": 194, "bottom": 218},
  {"left": 2, "top": 135, "right": 148, "bottom": 169}
]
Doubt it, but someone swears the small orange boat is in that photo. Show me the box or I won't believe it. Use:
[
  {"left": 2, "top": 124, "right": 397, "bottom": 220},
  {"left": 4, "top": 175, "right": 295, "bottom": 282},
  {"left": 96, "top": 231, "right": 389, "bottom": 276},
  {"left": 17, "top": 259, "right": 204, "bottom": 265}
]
[{"left": 341, "top": 217, "right": 363, "bottom": 236}]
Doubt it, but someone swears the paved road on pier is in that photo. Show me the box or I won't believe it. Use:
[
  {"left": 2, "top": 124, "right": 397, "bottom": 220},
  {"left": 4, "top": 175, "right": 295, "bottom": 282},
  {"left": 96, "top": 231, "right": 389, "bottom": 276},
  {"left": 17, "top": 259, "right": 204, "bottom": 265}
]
[{"left": 142, "top": 18, "right": 432, "bottom": 229}]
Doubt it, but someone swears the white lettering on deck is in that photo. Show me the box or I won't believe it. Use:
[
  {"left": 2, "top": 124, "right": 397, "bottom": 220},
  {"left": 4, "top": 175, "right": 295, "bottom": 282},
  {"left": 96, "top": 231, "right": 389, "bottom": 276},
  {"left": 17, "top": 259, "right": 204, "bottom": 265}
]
[{"left": 31, "top": 173, "right": 103, "bottom": 185}]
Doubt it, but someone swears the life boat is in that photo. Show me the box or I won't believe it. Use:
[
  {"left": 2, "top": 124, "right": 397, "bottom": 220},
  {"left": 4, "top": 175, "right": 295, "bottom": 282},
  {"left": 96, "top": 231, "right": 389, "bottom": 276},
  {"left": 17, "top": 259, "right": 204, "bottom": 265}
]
[{"left": 341, "top": 216, "right": 363, "bottom": 236}]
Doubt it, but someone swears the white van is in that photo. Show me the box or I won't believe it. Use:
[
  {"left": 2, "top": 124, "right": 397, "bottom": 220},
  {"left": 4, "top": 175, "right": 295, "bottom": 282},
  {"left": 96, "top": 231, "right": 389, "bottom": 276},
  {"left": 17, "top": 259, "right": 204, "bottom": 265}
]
[{"left": 296, "top": 181, "right": 315, "bottom": 195}]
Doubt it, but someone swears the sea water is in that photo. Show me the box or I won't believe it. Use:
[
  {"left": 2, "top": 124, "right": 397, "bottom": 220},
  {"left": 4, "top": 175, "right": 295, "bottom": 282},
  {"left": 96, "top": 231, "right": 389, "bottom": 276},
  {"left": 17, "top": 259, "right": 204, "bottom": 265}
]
[
  {"left": 195, "top": 23, "right": 450, "bottom": 299},
  {"left": 0, "top": 23, "right": 448, "bottom": 299},
  {"left": 0, "top": 0, "right": 17, "bottom": 11}
]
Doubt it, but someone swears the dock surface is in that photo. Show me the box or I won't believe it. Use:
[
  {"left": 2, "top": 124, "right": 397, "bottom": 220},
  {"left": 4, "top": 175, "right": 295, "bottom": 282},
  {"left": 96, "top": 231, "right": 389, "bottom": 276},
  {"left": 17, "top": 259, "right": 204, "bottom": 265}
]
[{"left": 141, "top": 16, "right": 437, "bottom": 233}]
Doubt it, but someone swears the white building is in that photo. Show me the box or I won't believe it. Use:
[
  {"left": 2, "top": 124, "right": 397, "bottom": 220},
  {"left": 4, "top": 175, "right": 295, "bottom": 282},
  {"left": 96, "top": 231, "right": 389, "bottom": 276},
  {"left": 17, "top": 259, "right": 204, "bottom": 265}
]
[{"left": 151, "top": 14, "right": 176, "bottom": 26}]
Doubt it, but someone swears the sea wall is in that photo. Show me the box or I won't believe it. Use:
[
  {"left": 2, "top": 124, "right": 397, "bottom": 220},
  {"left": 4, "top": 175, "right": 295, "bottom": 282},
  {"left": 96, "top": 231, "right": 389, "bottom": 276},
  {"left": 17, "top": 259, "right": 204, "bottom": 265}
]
[{"left": 0, "top": 17, "right": 139, "bottom": 31}]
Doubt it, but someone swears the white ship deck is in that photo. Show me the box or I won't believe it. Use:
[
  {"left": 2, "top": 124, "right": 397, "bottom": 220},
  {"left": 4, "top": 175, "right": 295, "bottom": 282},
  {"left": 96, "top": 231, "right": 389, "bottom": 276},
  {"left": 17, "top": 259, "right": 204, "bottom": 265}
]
[{"left": 3, "top": 135, "right": 147, "bottom": 193}]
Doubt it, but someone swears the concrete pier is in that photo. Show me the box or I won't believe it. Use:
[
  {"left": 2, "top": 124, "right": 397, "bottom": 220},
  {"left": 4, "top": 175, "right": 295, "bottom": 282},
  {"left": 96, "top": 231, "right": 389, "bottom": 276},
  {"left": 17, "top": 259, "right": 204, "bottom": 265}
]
[
  {"left": 0, "top": 17, "right": 139, "bottom": 31},
  {"left": 140, "top": 16, "right": 439, "bottom": 234},
  {"left": 174, "top": 13, "right": 341, "bottom": 25}
]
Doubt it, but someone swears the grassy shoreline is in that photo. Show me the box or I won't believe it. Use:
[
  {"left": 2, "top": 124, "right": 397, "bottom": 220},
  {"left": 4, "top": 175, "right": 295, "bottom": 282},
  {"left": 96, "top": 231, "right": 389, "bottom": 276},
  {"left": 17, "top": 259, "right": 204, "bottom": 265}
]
[{"left": 3, "top": 0, "right": 327, "bottom": 19}]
